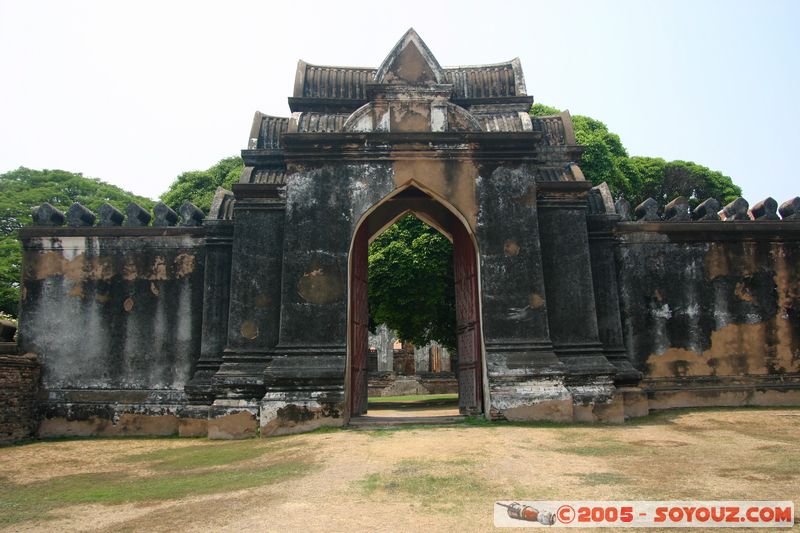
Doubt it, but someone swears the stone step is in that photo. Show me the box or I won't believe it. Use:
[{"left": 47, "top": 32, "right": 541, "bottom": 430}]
[
  {"left": 367, "top": 399, "right": 459, "bottom": 409},
  {"left": 0, "top": 342, "right": 19, "bottom": 355},
  {"left": 348, "top": 415, "right": 466, "bottom": 429}
]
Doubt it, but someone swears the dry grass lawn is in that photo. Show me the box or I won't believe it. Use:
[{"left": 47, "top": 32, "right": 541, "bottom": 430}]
[{"left": 0, "top": 407, "right": 798, "bottom": 532}]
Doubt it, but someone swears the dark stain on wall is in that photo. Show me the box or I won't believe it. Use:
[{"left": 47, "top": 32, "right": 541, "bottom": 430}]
[{"left": 616, "top": 228, "right": 799, "bottom": 381}]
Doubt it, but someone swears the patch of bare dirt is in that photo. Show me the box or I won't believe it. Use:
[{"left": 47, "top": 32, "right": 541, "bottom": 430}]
[{"left": 1, "top": 408, "right": 798, "bottom": 532}]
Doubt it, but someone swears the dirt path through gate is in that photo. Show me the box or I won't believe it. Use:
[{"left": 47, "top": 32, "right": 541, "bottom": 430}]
[{"left": 1, "top": 408, "right": 798, "bottom": 532}]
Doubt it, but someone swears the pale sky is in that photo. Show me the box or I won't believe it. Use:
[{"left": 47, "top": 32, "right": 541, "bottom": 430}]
[{"left": 1, "top": 0, "right": 798, "bottom": 205}]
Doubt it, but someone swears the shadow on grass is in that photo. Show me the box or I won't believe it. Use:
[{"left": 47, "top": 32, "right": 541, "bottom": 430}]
[
  {"left": 0, "top": 460, "right": 316, "bottom": 528},
  {"left": 459, "top": 406, "right": 800, "bottom": 430},
  {"left": 0, "top": 434, "right": 186, "bottom": 449},
  {"left": 352, "top": 405, "right": 800, "bottom": 441},
  {"left": 624, "top": 405, "right": 800, "bottom": 427},
  {"left": 122, "top": 439, "right": 305, "bottom": 471},
  {"left": 571, "top": 472, "right": 630, "bottom": 486},
  {"left": 2, "top": 424, "right": 345, "bottom": 449}
]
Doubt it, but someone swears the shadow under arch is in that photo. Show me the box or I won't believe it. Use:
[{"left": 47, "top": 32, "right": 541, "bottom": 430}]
[{"left": 346, "top": 181, "right": 486, "bottom": 421}]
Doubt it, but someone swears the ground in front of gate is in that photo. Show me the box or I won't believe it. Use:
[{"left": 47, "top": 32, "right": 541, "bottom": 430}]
[{"left": 1, "top": 407, "right": 798, "bottom": 532}]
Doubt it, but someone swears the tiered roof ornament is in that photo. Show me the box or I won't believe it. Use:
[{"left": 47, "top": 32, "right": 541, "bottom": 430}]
[
  {"left": 240, "top": 28, "right": 583, "bottom": 186},
  {"left": 373, "top": 28, "right": 445, "bottom": 86}
]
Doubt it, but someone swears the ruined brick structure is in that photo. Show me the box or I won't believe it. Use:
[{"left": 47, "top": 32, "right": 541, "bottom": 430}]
[
  {"left": 0, "top": 320, "right": 39, "bottom": 443},
  {"left": 11, "top": 30, "right": 800, "bottom": 439},
  {"left": 0, "top": 354, "right": 40, "bottom": 443}
]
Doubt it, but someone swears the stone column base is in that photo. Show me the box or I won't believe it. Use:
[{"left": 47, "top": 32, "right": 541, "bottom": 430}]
[
  {"left": 618, "top": 386, "right": 650, "bottom": 419},
  {"left": 260, "top": 393, "right": 345, "bottom": 436},
  {"left": 488, "top": 379, "right": 574, "bottom": 422},
  {"left": 569, "top": 381, "right": 624, "bottom": 423},
  {"left": 487, "top": 378, "right": 643, "bottom": 424},
  {"left": 207, "top": 399, "right": 260, "bottom": 439}
]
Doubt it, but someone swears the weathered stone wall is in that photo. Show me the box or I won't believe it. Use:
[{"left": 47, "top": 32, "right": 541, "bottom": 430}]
[
  {"left": 616, "top": 222, "right": 800, "bottom": 408},
  {"left": 15, "top": 31, "right": 798, "bottom": 439},
  {"left": 17, "top": 227, "right": 206, "bottom": 436},
  {"left": 0, "top": 354, "right": 40, "bottom": 443},
  {"left": 256, "top": 160, "right": 399, "bottom": 435},
  {"left": 257, "top": 147, "right": 592, "bottom": 433}
]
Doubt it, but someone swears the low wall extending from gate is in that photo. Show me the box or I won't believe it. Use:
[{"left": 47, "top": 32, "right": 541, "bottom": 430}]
[
  {"left": 616, "top": 221, "right": 800, "bottom": 409},
  {"left": 17, "top": 224, "right": 207, "bottom": 437}
]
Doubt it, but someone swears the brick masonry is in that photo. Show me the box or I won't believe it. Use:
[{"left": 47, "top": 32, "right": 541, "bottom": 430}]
[{"left": 0, "top": 354, "right": 40, "bottom": 443}]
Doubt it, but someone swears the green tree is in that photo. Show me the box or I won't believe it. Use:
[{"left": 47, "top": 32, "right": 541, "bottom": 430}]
[
  {"left": 0, "top": 167, "right": 154, "bottom": 317},
  {"left": 368, "top": 215, "right": 456, "bottom": 351},
  {"left": 530, "top": 104, "right": 740, "bottom": 206},
  {"left": 531, "top": 104, "right": 631, "bottom": 197},
  {"left": 624, "top": 156, "right": 741, "bottom": 206},
  {"left": 161, "top": 156, "right": 243, "bottom": 212},
  {"left": 571, "top": 114, "right": 631, "bottom": 197},
  {"left": 529, "top": 103, "right": 560, "bottom": 116}
]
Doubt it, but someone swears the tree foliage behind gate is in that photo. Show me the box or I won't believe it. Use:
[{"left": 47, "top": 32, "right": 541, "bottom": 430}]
[{"left": 367, "top": 215, "right": 456, "bottom": 351}]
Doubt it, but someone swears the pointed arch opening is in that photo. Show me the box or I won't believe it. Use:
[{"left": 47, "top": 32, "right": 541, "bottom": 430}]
[{"left": 346, "top": 183, "right": 485, "bottom": 421}]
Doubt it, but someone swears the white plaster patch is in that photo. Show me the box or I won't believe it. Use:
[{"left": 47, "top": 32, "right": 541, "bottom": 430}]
[
  {"left": 567, "top": 383, "right": 617, "bottom": 404},
  {"left": 744, "top": 313, "right": 762, "bottom": 324},
  {"left": 713, "top": 310, "right": 731, "bottom": 328},
  {"left": 651, "top": 303, "right": 672, "bottom": 319},
  {"left": 506, "top": 306, "right": 532, "bottom": 321},
  {"left": 259, "top": 397, "right": 327, "bottom": 428},
  {"left": 173, "top": 279, "right": 193, "bottom": 387},
  {"left": 770, "top": 244, "right": 788, "bottom": 259},
  {"left": 377, "top": 110, "right": 390, "bottom": 132},
  {"left": 713, "top": 289, "right": 731, "bottom": 329},
  {"left": 259, "top": 400, "right": 288, "bottom": 427},
  {"left": 213, "top": 399, "right": 258, "bottom": 409},
  {"left": 490, "top": 380, "right": 572, "bottom": 410},
  {"left": 288, "top": 112, "right": 303, "bottom": 133},
  {"left": 684, "top": 261, "right": 702, "bottom": 277},
  {"left": 684, "top": 303, "right": 700, "bottom": 318},
  {"left": 518, "top": 111, "right": 533, "bottom": 131},
  {"left": 58, "top": 237, "right": 86, "bottom": 260},
  {"left": 352, "top": 113, "right": 373, "bottom": 132},
  {"left": 431, "top": 105, "right": 446, "bottom": 132}
]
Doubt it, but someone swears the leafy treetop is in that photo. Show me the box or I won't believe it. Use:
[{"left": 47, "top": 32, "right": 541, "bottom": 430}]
[
  {"left": 0, "top": 167, "right": 155, "bottom": 316},
  {"left": 530, "top": 103, "right": 741, "bottom": 206},
  {"left": 160, "top": 157, "right": 243, "bottom": 213}
]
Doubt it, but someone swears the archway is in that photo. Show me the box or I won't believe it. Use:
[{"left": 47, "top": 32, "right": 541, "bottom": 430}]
[{"left": 347, "top": 185, "right": 484, "bottom": 420}]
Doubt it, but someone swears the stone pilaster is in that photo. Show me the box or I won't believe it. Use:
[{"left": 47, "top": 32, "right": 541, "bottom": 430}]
[
  {"left": 185, "top": 219, "right": 234, "bottom": 404},
  {"left": 537, "top": 182, "right": 620, "bottom": 421},
  {"left": 212, "top": 185, "right": 285, "bottom": 401},
  {"left": 586, "top": 212, "right": 641, "bottom": 386},
  {"left": 476, "top": 166, "right": 572, "bottom": 420}
]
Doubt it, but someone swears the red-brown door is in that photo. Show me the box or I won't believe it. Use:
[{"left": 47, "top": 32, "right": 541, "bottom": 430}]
[
  {"left": 349, "top": 223, "right": 369, "bottom": 416},
  {"left": 453, "top": 222, "right": 483, "bottom": 415}
]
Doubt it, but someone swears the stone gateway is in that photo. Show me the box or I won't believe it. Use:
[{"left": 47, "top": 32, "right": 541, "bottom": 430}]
[{"left": 9, "top": 30, "right": 800, "bottom": 440}]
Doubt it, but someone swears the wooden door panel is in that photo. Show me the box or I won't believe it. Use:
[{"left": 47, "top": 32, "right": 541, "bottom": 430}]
[
  {"left": 453, "top": 223, "right": 482, "bottom": 415},
  {"left": 351, "top": 216, "right": 483, "bottom": 417},
  {"left": 350, "top": 224, "right": 369, "bottom": 416}
]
